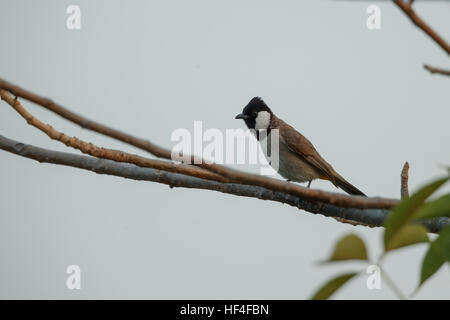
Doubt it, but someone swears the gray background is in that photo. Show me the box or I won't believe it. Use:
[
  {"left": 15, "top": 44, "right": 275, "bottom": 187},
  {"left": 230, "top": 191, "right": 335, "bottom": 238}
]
[{"left": 1, "top": 0, "right": 449, "bottom": 299}]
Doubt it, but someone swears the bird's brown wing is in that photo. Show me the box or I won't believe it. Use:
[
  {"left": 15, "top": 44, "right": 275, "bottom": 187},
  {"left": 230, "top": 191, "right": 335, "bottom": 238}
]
[
  {"left": 272, "top": 115, "right": 338, "bottom": 184},
  {"left": 272, "top": 115, "right": 366, "bottom": 196}
]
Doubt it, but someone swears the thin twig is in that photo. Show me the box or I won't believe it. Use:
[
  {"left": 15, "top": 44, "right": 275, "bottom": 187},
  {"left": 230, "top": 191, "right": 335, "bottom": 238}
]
[
  {"left": 393, "top": 0, "right": 450, "bottom": 55},
  {"left": 401, "top": 162, "right": 409, "bottom": 200},
  {"left": 423, "top": 64, "right": 450, "bottom": 76},
  {"left": 1, "top": 135, "right": 449, "bottom": 232}
]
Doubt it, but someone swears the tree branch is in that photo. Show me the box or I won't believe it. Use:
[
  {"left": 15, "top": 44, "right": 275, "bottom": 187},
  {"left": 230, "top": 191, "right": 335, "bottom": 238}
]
[
  {"left": 0, "top": 80, "right": 400, "bottom": 210},
  {"left": 0, "top": 89, "right": 228, "bottom": 183},
  {"left": 393, "top": 0, "right": 450, "bottom": 55},
  {"left": 0, "top": 78, "right": 173, "bottom": 159},
  {"left": 1, "top": 134, "right": 448, "bottom": 233},
  {"left": 0, "top": 78, "right": 447, "bottom": 231},
  {"left": 199, "top": 161, "right": 398, "bottom": 209}
]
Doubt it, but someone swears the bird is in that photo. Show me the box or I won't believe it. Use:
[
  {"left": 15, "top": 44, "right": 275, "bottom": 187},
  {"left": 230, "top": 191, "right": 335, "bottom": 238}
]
[{"left": 235, "top": 97, "right": 366, "bottom": 196}]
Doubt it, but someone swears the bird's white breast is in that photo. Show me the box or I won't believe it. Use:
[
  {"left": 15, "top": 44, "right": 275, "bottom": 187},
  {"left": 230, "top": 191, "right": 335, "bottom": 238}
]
[{"left": 255, "top": 111, "right": 271, "bottom": 130}]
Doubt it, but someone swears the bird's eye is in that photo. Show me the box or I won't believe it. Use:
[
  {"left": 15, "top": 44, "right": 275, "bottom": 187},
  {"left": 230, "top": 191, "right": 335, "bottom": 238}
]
[{"left": 252, "top": 112, "right": 258, "bottom": 118}]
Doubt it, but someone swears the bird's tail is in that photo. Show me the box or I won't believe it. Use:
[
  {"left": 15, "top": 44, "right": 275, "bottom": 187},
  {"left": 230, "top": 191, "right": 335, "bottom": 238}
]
[{"left": 335, "top": 177, "right": 366, "bottom": 196}]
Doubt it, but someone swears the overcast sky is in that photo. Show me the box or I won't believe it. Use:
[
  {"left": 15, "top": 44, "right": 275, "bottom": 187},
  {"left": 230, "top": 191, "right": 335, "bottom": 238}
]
[{"left": 1, "top": 0, "right": 449, "bottom": 299}]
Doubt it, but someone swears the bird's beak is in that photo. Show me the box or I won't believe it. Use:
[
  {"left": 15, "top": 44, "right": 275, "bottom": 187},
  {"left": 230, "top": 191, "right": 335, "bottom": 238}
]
[{"left": 235, "top": 113, "right": 249, "bottom": 120}]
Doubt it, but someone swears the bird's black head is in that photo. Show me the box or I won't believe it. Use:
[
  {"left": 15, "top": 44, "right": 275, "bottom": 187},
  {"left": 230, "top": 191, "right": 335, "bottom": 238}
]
[{"left": 235, "top": 97, "right": 272, "bottom": 130}]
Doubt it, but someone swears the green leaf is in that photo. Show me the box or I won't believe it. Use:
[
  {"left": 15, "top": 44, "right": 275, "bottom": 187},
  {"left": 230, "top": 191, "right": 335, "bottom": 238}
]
[
  {"left": 311, "top": 272, "right": 358, "bottom": 300},
  {"left": 385, "top": 224, "right": 429, "bottom": 252},
  {"left": 420, "top": 244, "right": 445, "bottom": 287},
  {"left": 419, "top": 226, "right": 450, "bottom": 286},
  {"left": 414, "top": 194, "right": 450, "bottom": 220},
  {"left": 384, "top": 177, "right": 448, "bottom": 250},
  {"left": 326, "top": 234, "right": 368, "bottom": 262}
]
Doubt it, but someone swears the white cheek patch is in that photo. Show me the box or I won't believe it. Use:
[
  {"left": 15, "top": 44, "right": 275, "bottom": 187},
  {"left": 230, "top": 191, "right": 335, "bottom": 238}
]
[{"left": 255, "top": 111, "right": 271, "bottom": 130}]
